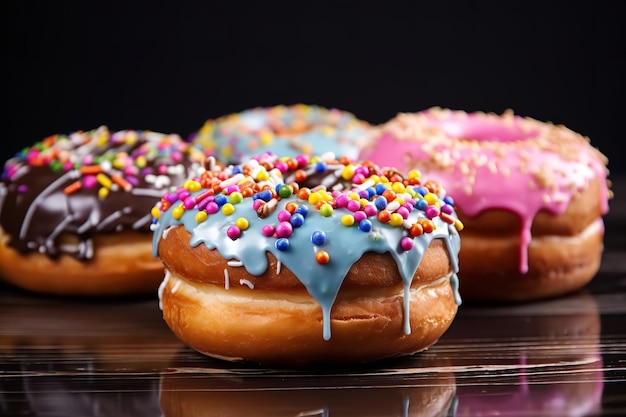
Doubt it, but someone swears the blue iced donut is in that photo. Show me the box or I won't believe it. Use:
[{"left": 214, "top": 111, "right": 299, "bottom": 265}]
[{"left": 190, "top": 104, "right": 374, "bottom": 164}]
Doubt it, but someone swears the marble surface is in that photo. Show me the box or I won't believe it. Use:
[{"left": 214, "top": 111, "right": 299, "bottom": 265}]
[{"left": 1, "top": 178, "right": 625, "bottom": 417}]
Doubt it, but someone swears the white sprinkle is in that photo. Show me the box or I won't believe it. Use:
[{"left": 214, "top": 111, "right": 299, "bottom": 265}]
[
  {"left": 276, "top": 260, "right": 282, "bottom": 274},
  {"left": 239, "top": 279, "right": 254, "bottom": 289},
  {"left": 220, "top": 173, "right": 244, "bottom": 189},
  {"left": 356, "top": 179, "right": 375, "bottom": 190},
  {"left": 386, "top": 201, "right": 401, "bottom": 212},
  {"left": 171, "top": 280, "right": 181, "bottom": 293},
  {"left": 227, "top": 260, "right": 243, "bottom": 267},
  {"left": 224, "top": 269, "right": 230, "bottom": 289}
]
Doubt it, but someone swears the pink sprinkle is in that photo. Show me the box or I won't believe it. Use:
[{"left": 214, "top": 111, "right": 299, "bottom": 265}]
[
  {"left": 397, "top": 206, "right": 410, "bottom": 219},
  {"left": 277, "top": 209, "right": 291, "bottom": 222},
  {"left": 178, "top": 189, "right": 191, "bottom": 200},
  {"left": 205, "top": 201, "right": 219, "bottom": 214},
  {"left": 227, "top": 225, "right": 241, "bottom": 240},
  {"left": 363, "top": 204, "right": 377, "bottom": 217},
  {"left": 354, "top": 166, "right": 369, "bottom": 177},
  {"left": 401, "top": 237, "right": 414, "bottom": 251},
  {"left": 346, "top": 199, "right": 361, "bottom": 212},
  {"left": 296, "top": 154, "right": 309, "bottom": 167},
  {"left": 275, "top": 221, "right": 293, "bottom": 238},
  {"left": 124, "top": 166, "right": 138, "bottom": 176},
  {"left": 275, "top": 161, "right": 289, "bottom": 173},
  {"left": 352, "top": 173, "right": 365, "bottom": 184},
  {"left": 252, "top": 199, "right": 264, "bottom": 211},
  {"left": 353, "top": 211, "right": 367, "bottom": 222},
  {"left": 171, "top": 151, "right": 182, "bottom": 162},
  {"left": 225, "top": 185, "right": 240, "bottom": 195},
  {"left": 183, "top": 197, "right": 196, "bottom": 210},
  {"left": 261, "top": 224, "right": 275, "bottom": 237},
  {"left": 425, "top": 206, "right": 440, "bottom": 219},
  {"left": 82, "top": 175, "right": 97, "bottom": 189},
  {"left": 335, "top": 194, "right": 349, "bottom": 208},
  {"left": 158, "top": 164, "right": 167, "bottom": 175}
]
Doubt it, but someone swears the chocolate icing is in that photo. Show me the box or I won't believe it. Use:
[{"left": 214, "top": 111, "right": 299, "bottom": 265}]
[{"left": 0, "top": 126, "right": 206, "bottom": 260}]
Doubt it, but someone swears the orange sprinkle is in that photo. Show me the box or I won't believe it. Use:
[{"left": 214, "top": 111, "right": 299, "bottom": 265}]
[
  {"left": 111, "top": 174, "right": 132, "bottom": 191},
  {"left": 63, "top": 180, "right": 82, "bottom": 195},
  {"left": 315, "top": 250, "right": 330, "bottom": 264},
  {"left": 285, "top": 201, "right": 298, "bottom": 213},
  {"left": 80, "top": 165, "right": 103, "bottom": 175},
  {"left": 439, "top": 212, "right": 456, "bottom": 224},
  {"left": 297, "top": 187, "right": 311, "bottom": 200}
]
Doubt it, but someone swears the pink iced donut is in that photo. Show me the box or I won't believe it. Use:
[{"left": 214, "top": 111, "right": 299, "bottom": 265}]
[{"left": 360, "top": 107, "right": 612, "bottom": 302}]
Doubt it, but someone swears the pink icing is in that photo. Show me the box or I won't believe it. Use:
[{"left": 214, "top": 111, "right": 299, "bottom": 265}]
[{"left": 360, "top": 108, "right": 610, "bottom": 273}]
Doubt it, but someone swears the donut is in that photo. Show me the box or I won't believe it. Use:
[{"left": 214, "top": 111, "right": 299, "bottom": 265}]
[
  {"left": 0, "top": 126, "right": 207, "bottom": 296},
  {"left": 359, "top": 107, "right": 612, "bottom": 302},
  {"left": 151, "top": 152, "right": 464, "bottom": 365},
  {"left": 189, "top": 104, "right": 373, "bottom": 164}
]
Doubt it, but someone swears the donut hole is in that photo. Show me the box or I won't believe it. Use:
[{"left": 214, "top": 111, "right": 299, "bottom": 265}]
[{"left": 431, "top": 117, "right": 539, "bottom": 143}]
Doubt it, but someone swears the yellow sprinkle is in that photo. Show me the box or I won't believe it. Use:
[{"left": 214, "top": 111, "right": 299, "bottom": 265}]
[
  {"left": 195, "top": 211, "right": 208, "bottom": 223},
  {"left": 408, "top": 170, "right": 422, "bottom": 180},
  {"left": 236, "top": 217, "right": 249, "bottom": 230},
  {"left": 455, "top": 219, "right": 464, "bottom": 231},
  {"left": 222, "top": 203, "right": 235, "bottom": 216},
  {"left": 97, "top": 132, "right": 109, "bottom": 147},
  {"left": 96, "top": 173, "right": 112, "bottom": 188},
  {"left": 359, "top": 198, "right": 369, "bottom": 207},
  {"left": 222, "top": 145, "right": 233, "bottom": 158},
  {"left": 341, "top": 214, "right": 355, "bottom": 226},
  {"left": 341, "top": 164, "right": 355, "bottom": 180},
  {"left": 135, "top": 155, "right": 147, "bottom": 169},
  {"left": 369, "top": 175, "right": 381, "bottom": 184},
  {"left": 112, "top": 155, "right": 127, "bottom": 170},
  {"left": 259, "top": 130, "right": 273, "bottom": 145},
  {"left": 391, "top": 182, "right": 405, "bottom": 193},
  {"left": 172, "top": 205, "right": 185, "bottom": 220},
  {"left": 423, "top": 192, "right": 438, "bottom": 205},
  {"left": 347, "top": 191, "right": 360, "bottom": 200},
  {"left": 389, "top": 213, "right": 404, "bottom": 227},
  {"left": 151, "top": 206, "right": 161, "bottom": 219},
  {"left": 308, "top": 192, "right": 322, "bottom": 205},
  {"left": 98, "top": 187, "right": 109, "bottom": 199},
  {"left": 185, "top": 180, "right": 202, "bottom": 192},
  {"left": 125, "top": 130, "right": 138, "bottom": 144},
  {"left": 256, "top": 169, "right": 270, "bottom": 181}
]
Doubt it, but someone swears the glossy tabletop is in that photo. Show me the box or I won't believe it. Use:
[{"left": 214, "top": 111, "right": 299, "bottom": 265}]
[{"left": 1, "top": 178, "right": 625, "bottom": 417}]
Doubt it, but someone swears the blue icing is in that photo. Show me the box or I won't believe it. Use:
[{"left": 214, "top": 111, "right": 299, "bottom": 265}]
[{"left": 152, "top": 160, "right": 462, "bottom": 341}]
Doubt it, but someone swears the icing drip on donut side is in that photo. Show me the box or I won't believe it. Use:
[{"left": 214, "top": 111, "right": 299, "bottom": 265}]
[
  {"left": 0, "top": 126, "right": 207, "bottom": 260},
  {"left": 152, "top": 153, "right": 463, "bottom": 341},
  {"left": 190, "top": 104, "right": 374, "bottom": 163},
  {"left": 361, "top": 108, "right": 610, "bottom": 274}
]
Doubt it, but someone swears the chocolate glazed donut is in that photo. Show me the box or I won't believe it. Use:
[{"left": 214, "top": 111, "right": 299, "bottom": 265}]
[{"left": 0, "top": 126, "right": 207, "bottom": 296}]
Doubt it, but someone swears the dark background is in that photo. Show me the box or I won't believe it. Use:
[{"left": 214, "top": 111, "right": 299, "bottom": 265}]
[{"left": 5, "top": 2, "right": 625, "bottom": 174}]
